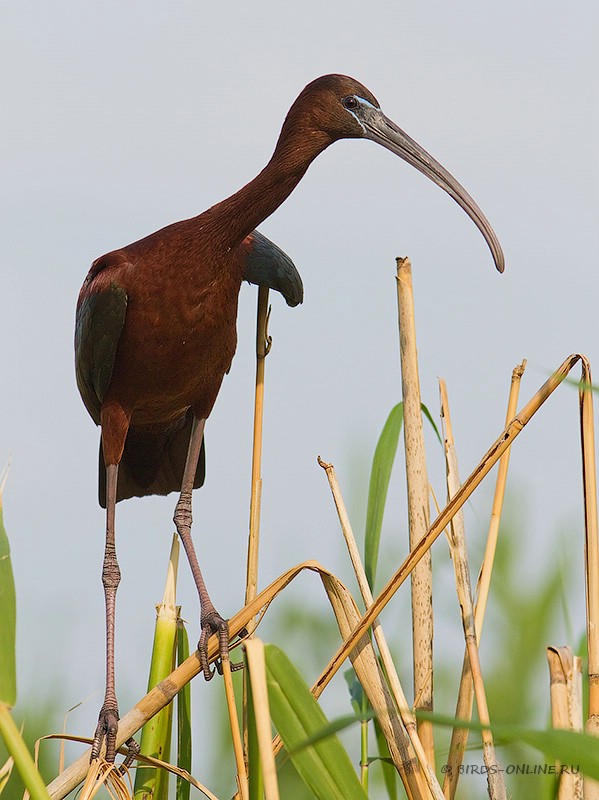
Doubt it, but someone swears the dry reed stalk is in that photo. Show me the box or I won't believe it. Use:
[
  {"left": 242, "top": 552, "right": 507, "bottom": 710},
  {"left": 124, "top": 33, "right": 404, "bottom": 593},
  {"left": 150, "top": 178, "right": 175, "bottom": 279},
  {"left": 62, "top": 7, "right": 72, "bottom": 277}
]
[
  {"left": 244, "top": 639, "right": 280, "bottom": 800},
  {"left": 58, "top": 700, "right": 88, "bottom": 776},
  {"left": 579, "top": 358, "right": 599, "bottom": 800},
  {"left": 547, "top": 646, "right": 583, "bottom": 800},
  {"left": 245, "top": 286, "right": 271, "bottom": 615},
  {"left": 313, "top": 354, "right": 583, "bottom": 700},
  {"left": 78, "top": 758, "right": 131, "bottom": 800},
  {"left": 222, "top": 657, "right": 248, "bottom": 800},
  {"left": 43, "top": 735, "right": 220, "bottom": 800},
  {"left": 442, "top": 360, "right": 525, "bottom": 799},
  {"left": 318, "top": 457, "right": 443, "bottom": 800},
  {"left": 242, "top": 287, "right": 270, "bottom": 764},
  {"left": 396, "top": 256, "right": 434, "bottom": 764},
  {"left": 438, "top": 381, "right": 506, "bottom": 800}
]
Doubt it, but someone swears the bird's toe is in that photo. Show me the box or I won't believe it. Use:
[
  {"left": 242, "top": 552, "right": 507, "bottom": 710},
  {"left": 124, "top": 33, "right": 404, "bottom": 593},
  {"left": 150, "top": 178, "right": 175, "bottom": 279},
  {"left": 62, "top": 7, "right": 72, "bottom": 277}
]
[
  {"left": 91, "top": 704, "right": 120, "bottom": 763},
  {"left": 198, "top": 609, "right": 234, "bottom": 680}
]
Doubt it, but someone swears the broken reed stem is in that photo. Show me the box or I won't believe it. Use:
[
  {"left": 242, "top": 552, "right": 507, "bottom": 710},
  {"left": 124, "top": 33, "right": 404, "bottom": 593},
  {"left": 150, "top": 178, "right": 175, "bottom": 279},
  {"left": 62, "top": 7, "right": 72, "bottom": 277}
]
[
  {"left": 443, "top": 360, "right": 525, "bottom": 800},
  {"left": 396, "top": 256, "right": 434, "bottom": 765},
  {"left": 318, "top": 457, "right": 443, "bottom": 800},
  {"left": 547, "top": 646, "right": 583, "bottom": 732},
  {"left": 579, "top": 358, "right": 599, "bottom": 800},
  {"left": 79, "top": 758, "right": 130, "bottom": 800},
  {"left": 245, "top": 286, "right": 271, "bottom": 613},
  {"left": 547, "top": 646, "right": 583, "bottom": 800},
  {"left": 439, "top": 381, "right": 506, "bottom": 800}
]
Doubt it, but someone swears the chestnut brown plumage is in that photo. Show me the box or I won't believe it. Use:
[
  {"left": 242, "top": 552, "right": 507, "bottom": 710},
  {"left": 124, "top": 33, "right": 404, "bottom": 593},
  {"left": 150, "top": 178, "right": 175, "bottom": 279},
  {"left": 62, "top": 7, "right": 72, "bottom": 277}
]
[{"left": 75, "top": 73, "right": 504, "bottom": 765}]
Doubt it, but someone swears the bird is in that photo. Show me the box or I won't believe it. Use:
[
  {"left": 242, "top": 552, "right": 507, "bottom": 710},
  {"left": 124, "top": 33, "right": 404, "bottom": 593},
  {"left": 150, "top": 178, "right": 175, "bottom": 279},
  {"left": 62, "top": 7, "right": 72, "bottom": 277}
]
[{"left": 75, "top": 73, "right": 504, "bottom": 766}]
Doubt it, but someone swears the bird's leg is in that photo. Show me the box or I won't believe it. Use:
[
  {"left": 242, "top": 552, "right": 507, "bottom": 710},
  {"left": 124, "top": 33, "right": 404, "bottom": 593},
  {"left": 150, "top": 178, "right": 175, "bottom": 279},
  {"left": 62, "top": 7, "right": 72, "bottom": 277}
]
[
  {"left": 173, "top": 417, "right": 232, "bottom": 680},
  {"left": 91, "top": 462, "right": 139, "bottom": 769}
]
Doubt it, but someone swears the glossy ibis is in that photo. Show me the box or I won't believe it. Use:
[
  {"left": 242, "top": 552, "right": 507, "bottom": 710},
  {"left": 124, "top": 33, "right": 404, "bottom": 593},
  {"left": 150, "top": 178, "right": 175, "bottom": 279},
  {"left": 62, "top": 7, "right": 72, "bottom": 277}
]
[{"left": 75, "top": 73, "right": 504, "bottom": 765}]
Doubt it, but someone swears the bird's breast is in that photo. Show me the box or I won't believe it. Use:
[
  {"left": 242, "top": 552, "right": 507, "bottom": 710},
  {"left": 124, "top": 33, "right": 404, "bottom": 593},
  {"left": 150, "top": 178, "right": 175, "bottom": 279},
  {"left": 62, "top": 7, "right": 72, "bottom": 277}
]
[{"left": 105, "top": 263, "right": 243, "bottom": 426}]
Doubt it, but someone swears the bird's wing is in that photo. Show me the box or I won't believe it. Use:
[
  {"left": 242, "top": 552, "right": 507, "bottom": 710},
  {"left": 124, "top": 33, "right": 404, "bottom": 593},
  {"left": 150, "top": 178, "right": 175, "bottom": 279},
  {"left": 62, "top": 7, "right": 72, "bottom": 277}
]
[
  {"left": 241, "top": 230, "right": 304, "bottom": 307},
  {"left": 75, "top": 280, "right": 128, "bottom": 425}
]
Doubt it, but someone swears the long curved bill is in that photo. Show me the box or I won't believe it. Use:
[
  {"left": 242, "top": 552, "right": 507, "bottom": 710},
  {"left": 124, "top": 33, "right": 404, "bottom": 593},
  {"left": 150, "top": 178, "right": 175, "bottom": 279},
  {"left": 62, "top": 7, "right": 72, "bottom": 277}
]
[{"left": 362, "top": 106, "right": 505, "bottom": 273}]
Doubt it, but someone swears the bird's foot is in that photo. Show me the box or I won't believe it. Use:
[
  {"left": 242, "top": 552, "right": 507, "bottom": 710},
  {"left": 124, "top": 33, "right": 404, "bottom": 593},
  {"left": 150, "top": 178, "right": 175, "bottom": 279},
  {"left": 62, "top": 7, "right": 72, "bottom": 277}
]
[
  {"left": 91, "top": 703, "right": 139, "bottom": 771},
  {"left": 91, "top": 703, "right": 119, "bottom": 763},
  {"left": 198, "top": 609, "right": 243, "bottom": 680}
]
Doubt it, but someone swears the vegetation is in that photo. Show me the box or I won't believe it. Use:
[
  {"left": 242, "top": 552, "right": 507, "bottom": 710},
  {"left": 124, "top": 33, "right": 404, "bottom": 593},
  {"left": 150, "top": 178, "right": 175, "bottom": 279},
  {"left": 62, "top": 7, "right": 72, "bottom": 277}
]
[{"left": 2, "top": 262, "right": 599, "bottom": 799}]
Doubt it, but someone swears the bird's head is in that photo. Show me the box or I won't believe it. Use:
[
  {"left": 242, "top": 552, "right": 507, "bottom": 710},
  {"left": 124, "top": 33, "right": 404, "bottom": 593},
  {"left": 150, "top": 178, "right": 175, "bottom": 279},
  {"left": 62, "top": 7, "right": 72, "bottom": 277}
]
[
  {"left": 282, "top": 74, "right": 505, "bottom": 273},
  {"left": 284, "top": 74, "right": 381, "bottom": 140}
]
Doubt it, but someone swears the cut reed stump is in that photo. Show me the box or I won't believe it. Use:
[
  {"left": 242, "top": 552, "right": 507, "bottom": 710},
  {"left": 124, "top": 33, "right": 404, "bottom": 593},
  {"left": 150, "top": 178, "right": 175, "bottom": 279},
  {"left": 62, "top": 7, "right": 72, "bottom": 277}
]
[{"left": 547, "top": 645, "right": 583, "bottom": 800}]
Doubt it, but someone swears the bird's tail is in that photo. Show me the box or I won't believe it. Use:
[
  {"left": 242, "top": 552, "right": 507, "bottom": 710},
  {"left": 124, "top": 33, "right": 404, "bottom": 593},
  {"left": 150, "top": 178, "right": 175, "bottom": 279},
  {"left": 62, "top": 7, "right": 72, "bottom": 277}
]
[{"left": 98, "top": 409, "right": 206, "bottom": 507}]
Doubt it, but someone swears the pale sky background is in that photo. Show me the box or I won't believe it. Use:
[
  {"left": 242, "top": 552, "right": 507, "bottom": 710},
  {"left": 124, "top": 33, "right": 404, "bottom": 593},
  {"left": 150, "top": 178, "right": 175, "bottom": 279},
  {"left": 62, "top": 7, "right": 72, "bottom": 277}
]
[{"left": 2, "top": 0, "right": 599, "bottom": 794}]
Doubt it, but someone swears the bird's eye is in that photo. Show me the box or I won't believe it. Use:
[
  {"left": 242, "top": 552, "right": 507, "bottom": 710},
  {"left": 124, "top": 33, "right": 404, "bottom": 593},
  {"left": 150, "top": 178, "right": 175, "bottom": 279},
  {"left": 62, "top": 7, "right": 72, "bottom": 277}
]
[{"left": 342, "top": 96, "right": 359, "bottom": 110}]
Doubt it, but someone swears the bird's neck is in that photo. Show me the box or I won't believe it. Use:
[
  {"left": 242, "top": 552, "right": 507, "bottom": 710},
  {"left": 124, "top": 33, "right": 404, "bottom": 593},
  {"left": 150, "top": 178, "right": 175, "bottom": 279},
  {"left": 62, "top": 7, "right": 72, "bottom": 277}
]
[{"left": 203, "top": 127, "right": 333, "bottom": 249}]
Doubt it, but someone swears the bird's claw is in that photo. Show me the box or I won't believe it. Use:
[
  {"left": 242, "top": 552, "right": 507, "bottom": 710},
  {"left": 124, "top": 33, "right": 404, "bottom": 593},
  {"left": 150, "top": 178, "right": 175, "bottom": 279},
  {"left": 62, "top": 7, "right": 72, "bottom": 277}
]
[
  {"left": 91, "top": 703, "right": 120, "bottom": 763},
  {"left": 118, "top": 737, "right": 140, "bottom": 773},
  {"left": 198, "top": 609, "right": 243, "bottom": 679},
  {"left": 91, "top": 703, "right": 139, "bottom": 770}
]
